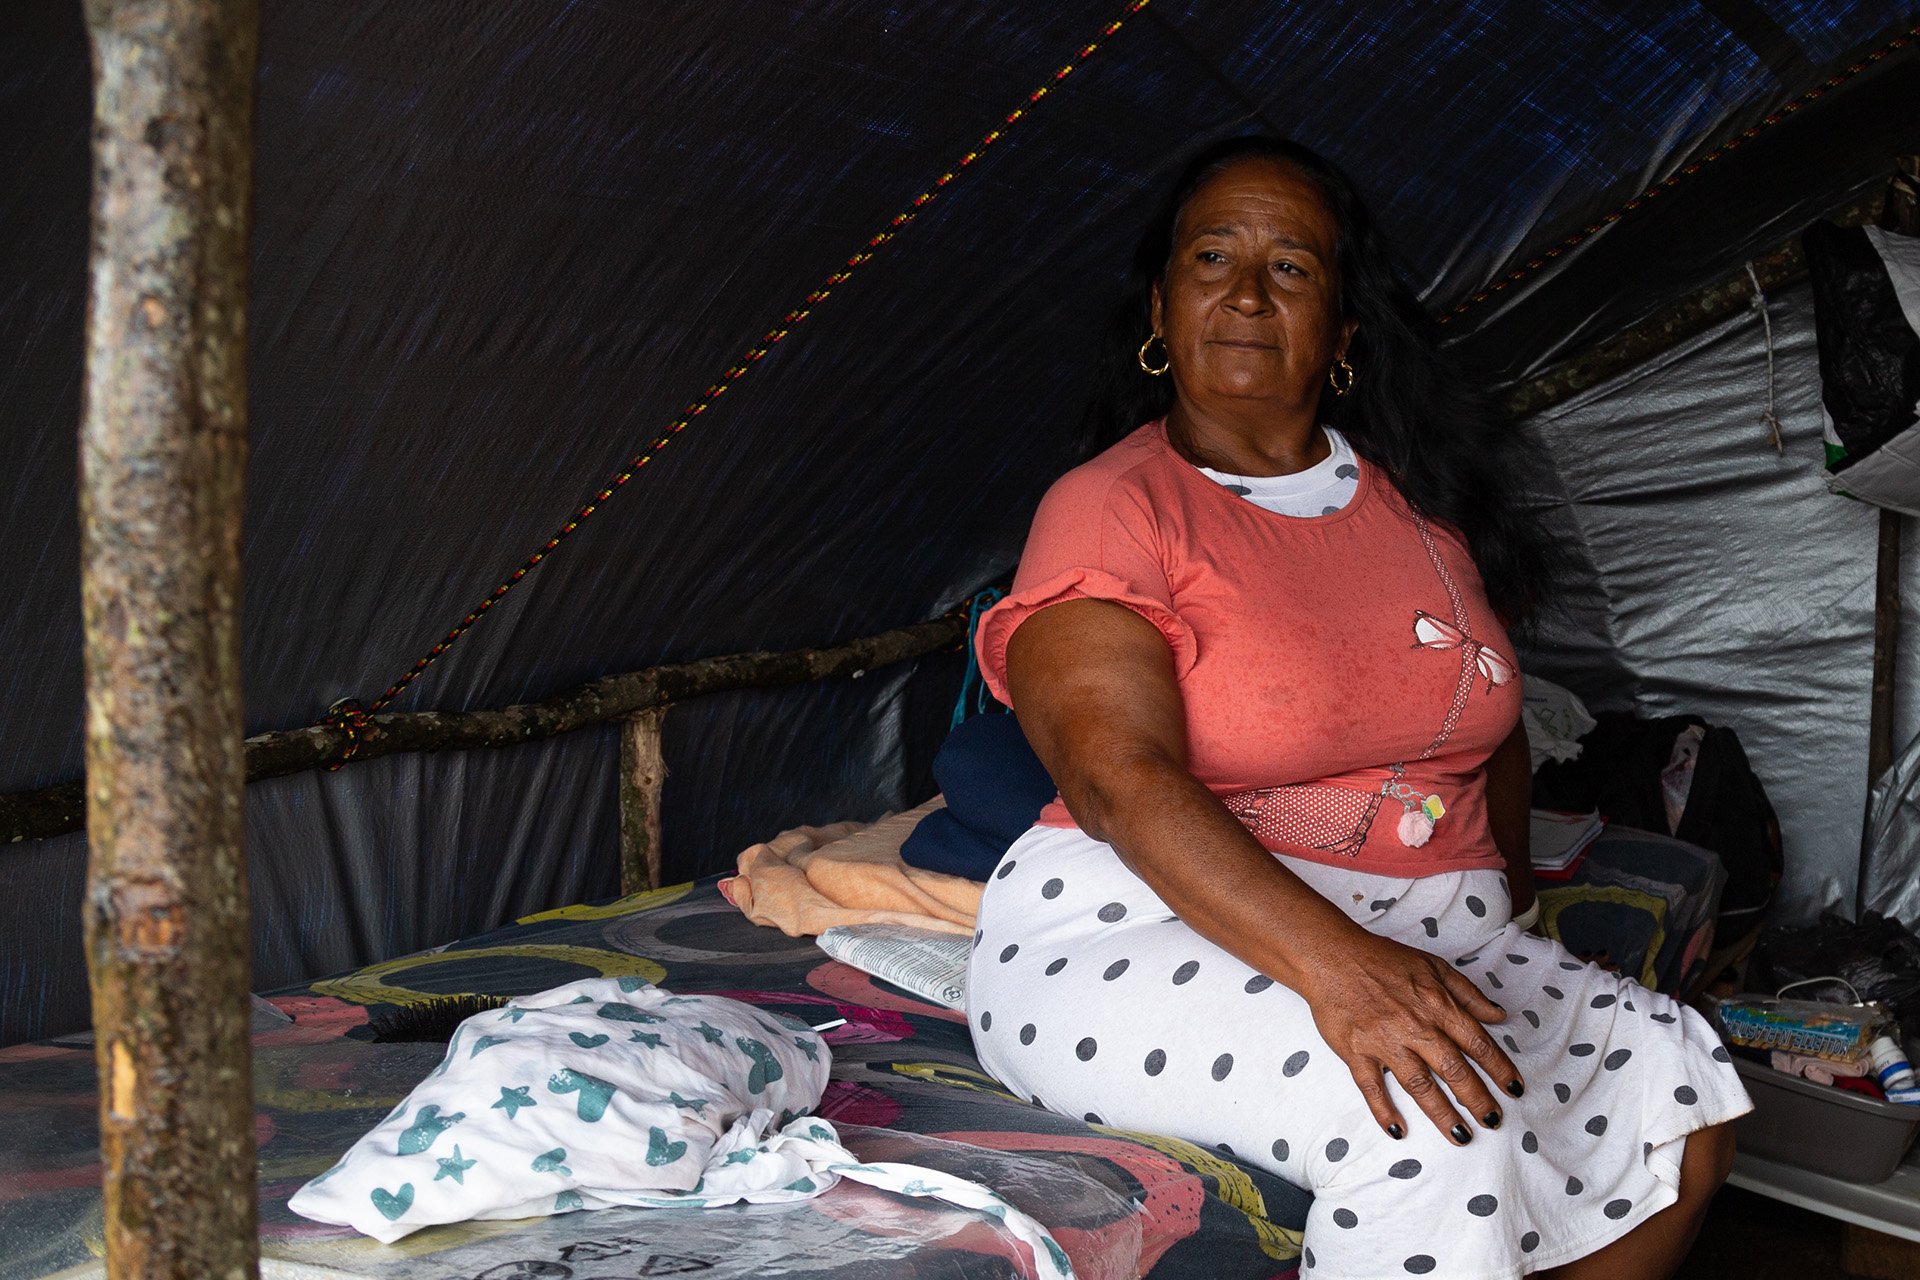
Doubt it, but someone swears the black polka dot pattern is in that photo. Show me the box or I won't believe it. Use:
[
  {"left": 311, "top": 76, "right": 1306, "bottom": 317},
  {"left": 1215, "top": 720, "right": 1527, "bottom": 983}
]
[
  {"left": 1712, "top": 1045, "right": 1731, "bottom": 1063},
  {"left": 969, "top": 831, "right": 1735, "bottom": 1272}
]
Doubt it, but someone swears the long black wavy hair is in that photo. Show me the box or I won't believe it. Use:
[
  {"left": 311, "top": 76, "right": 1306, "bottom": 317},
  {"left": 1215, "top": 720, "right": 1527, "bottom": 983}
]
[{"left": 1082, "top": 135, "right": 1563, "bottom": 624}]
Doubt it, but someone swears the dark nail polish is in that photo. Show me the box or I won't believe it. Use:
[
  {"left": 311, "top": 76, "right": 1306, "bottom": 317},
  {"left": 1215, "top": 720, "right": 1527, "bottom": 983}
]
[
  {"left": 1482, "top": 1111, "right": 1502, "bottom": 1129},
  {"left": 1451, "top": 1123, "right": 1472, "bottom": 1144},
  {"left": 1506, "top": 1080, "right": 1525, "bottom": 1098},
  {"left": 1387, "top": 1123, "right": 1403, "bottom": 1140}
]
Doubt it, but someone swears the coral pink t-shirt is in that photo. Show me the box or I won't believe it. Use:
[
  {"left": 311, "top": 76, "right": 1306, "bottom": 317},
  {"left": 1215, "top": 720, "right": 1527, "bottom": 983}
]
[{"left": 977, "top": 421, "right": 1522, "bottom": 877}]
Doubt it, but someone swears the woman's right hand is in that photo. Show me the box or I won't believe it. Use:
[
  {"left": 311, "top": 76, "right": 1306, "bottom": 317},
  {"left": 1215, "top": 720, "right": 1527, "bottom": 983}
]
[
  {"left": 1294, "top": 926, "right": 1524, "bottom": 1145},
  {"left": 1005, "top": 601, "right": 1524, "bottom": 1146}
]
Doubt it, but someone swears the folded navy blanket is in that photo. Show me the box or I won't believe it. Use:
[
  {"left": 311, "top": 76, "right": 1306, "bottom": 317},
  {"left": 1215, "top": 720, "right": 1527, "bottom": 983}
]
[{"left": 901, "top": 713, "right": 1056, "bottom": 881}]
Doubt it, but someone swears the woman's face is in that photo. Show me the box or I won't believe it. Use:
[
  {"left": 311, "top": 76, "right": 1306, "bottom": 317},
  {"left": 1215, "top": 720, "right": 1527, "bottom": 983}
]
[{"left": 1151, "top": 157, "right": 1355, "bottom": 418}]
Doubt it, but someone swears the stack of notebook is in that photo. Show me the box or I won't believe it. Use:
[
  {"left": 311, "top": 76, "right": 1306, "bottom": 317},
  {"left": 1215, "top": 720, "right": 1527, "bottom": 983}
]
[{"left": 1530, "top": 809, "right": 1605, "bottom": 881}]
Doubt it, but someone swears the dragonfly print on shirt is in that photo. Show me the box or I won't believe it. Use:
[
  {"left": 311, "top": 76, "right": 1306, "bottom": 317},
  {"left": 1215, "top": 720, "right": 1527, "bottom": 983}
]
[{"left": 1410, "top": 610, "right": 1515, "bottom": 695}]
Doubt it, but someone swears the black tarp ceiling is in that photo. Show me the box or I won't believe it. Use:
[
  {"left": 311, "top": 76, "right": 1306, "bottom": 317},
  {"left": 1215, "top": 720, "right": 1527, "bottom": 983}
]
[{"left": 3, "top": 0, "right": 1916, "bottom": 1044}]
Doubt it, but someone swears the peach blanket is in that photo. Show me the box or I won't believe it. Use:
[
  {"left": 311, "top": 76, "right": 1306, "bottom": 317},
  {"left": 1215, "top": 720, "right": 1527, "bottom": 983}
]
[{"left": 719, "top": 797, "right": 981, "bottom": 937}]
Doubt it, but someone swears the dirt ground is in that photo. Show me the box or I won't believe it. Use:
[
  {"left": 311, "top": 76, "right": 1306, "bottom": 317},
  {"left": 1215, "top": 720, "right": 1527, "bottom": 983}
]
[{"left": 1682, "top": 1185, "right": 1858, "bottom": 1278}]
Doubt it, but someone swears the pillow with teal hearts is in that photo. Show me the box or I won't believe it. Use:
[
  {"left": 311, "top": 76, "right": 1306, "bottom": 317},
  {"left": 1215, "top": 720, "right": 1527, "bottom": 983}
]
[{"left": 288, "top": 977, "right": 832, "bottom": 1243}]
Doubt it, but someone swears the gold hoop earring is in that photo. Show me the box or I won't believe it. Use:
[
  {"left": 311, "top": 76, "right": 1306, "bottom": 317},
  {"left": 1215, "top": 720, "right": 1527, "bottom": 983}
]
[
  {"left": 1328, "top": 356, "right": 1355, "bottom": 397},
  {"left": 1137, "top": 334, "right": 1170, "bottom": 377}
]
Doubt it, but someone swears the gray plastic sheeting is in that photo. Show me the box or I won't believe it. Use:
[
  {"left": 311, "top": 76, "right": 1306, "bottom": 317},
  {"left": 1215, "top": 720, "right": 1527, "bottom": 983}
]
[
  {"left": 1521, "top": 281, "right": 1920, "bottom": 926},
  {"left": 1862, "top": 733, "right": 1920, "bottom": 923}
]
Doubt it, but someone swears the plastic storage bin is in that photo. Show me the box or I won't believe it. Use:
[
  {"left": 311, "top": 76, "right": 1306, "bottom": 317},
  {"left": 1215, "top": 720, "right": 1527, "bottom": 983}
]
[{"left": 1731, "top": 1055, "right": 1920, "bottom": 1183}]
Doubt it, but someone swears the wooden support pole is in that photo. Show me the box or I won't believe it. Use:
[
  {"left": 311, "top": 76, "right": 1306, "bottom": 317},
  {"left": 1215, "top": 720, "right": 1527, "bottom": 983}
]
[
  {"left": 618, "top": 708, "right": 669, "bottom": 893},
  {"left": 79, "top": 2, "right": 259, "bottom": 1278},
  {"left": 1868, "top": 507, "right": 1902, "bottom": 785},
  {"left": 1867, "top": 159, "right": 1919, "bottom": 791}
]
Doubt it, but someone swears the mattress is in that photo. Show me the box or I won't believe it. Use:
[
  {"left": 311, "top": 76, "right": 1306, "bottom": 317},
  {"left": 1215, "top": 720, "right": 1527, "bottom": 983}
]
[{"left": 0, "top": 875, "right": 1309, "bottom": 1279}]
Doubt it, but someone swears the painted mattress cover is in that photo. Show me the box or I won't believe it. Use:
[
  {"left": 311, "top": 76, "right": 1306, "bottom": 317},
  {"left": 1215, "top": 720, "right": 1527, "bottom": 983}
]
[{"left": 0, "top": 876, "right": 1309, "bottom": 1279}]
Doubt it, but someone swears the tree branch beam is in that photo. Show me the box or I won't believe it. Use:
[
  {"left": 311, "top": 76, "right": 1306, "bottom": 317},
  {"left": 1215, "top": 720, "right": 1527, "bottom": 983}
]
[{"left": 4, "top": 616, "right": 966, "bottom": 846}]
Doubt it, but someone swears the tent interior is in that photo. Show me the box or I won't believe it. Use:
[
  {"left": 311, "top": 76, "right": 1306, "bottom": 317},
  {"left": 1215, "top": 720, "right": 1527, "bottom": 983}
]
[{"left": 7, "top": 0, "right": 1920, "bottom": 1273}]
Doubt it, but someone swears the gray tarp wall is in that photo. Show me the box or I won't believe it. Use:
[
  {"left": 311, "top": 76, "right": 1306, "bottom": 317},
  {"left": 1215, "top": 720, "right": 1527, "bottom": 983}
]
[{"left": 1524, "top": 282, "right": 1920, "bottom": 926}]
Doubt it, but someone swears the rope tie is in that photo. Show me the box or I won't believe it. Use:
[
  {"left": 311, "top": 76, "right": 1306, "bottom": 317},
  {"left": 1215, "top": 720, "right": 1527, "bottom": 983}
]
[
  {"left": 315, "top": 0, "right": 1156, "bottom": 737},
  {"left": 323, "top": 698, "right": 375, "bottom": 769}
]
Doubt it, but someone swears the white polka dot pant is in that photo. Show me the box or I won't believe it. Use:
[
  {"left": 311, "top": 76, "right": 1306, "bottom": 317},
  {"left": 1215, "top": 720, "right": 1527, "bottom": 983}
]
[{"left": 967, "top": 825, "right": 1752, "bottom": 1279}]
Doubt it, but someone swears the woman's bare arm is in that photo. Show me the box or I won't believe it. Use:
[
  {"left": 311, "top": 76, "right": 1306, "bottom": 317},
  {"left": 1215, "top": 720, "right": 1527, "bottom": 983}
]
[
  {"left": 1005, "top": 599, "right": 1526, "bottom": 1143},
  {"left": 1483, "top": 721, "right": 1536, "bottom": 918}
]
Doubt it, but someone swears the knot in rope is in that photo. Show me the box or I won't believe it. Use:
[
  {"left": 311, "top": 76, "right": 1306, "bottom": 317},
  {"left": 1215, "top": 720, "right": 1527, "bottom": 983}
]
[{"left": 323, "top": 698, "right": 375, "bottom": 770}]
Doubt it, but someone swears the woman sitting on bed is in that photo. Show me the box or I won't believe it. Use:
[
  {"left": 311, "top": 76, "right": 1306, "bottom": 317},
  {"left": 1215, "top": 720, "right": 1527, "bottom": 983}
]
[{"left": 965, "top": 136, "right": 1749, "bottom": 1280}]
